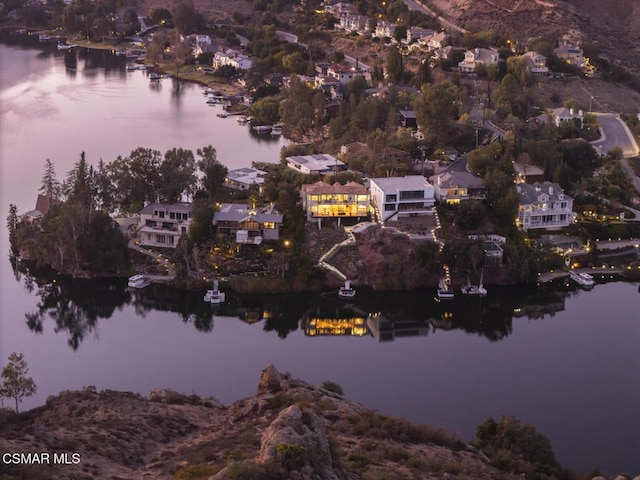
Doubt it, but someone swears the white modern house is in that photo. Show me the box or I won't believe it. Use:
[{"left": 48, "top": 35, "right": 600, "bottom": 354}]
[
  {"left": 368, "top": 175, "right": 435, "bottom": 223},
  {"left": 285, "top": 154, "right": 346, "bottom": 175},
  {"left": 301, "top": 181, "right": 370, "bottom": 223},
  {"left": 137, "top": 203, "right": 193, "bottom": 248},
  {"left": 516, "top": 182, "right": 575, "bottom": 230}
]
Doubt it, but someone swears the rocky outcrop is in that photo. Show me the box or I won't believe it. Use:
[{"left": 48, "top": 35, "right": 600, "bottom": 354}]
[{"left": 0, "top": 365, "right": 529, "bottom": 480}]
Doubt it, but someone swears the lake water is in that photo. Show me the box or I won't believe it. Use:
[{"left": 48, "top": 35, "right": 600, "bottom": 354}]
[{"left": 1, "top": 36, "right": 639, "bottom": 475}]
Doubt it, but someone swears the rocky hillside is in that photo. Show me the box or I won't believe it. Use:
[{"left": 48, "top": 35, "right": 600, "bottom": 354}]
[
  {"left": 0, "top": 365, "right": 521, "bottom": 480},
  {"left": 430, "top": 0, "right": 640, "bottom": 72}
]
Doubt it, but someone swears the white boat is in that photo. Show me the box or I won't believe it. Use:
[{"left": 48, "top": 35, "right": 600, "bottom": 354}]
[
  {"left": 569, "top": 270, "right": 595, "bottom": 287},
  {"left": 39, "top": 34, "right": 51, "bottom": 42},
  {"left": 237, "top": 115, "right": 248, "bottom": 125},
  {"left": 149, "top": 72, "right": 163, "bottom": 81},
  {"left": 270, "top": 123, "right": 283, "bottom": 136},
  {"left": 437, "top": 278, "right": 454, "bottom": 299},
  {"left": 204, "top": 279, "right": 226, "bottom": 304},
  {"left": 338, "top": 280, "right": 356, "bottom": 298},
  {"left": 128, "top": 275, "right": 152, "bottom": 289},
  {"left": 253, "top": 125, "right": 271, "bottom": 134},
  {"left": 57, "top": 42, "right": 77, "bottom": 50},
  {"left": 126, "top": 63, "right": 139, "bottom": 71},
  {"left": 460, "top": 269, "right": 487, "bottom": 296}
]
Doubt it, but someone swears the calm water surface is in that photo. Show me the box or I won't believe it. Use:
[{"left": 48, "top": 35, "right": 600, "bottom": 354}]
[{"left": 1, "top": 37, "right": 639, "bottom": 475}]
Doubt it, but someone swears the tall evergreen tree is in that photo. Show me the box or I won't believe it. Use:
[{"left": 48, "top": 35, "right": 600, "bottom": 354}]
[
  {"left": 39, "top": 158, "right": 61, "bottom": 199},
  {"left": 386, "top": 46, "right": 404, "bottom": 85}
]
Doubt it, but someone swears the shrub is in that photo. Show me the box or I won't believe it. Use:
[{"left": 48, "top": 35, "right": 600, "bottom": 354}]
[
  {"left": 276, "top": 443, "right": 308, "bottom": 471},
  {"left": 321, "top": 380, "right": 344, "bottom": 395},
  {"left": 172, "top": 464, "right": 219, "bottom": 480}
]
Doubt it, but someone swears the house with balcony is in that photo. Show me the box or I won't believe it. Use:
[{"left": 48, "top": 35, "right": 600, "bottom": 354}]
[
  {"left": 213, "top": 203, "right": 283, "bottom": 244},
  {"left": 430, "top": 171, "right": 486, "bottom": 203},
  {"left": 137, "top": 203, "right": 193, "bottom": 248},
  {"left": 522, "top": 51, "right": 549, "bottom": 75},
  {"left": 301, "top": 181, "right": 370, "bottom": 225},
  {"left": 516, "top": 182, "right": 575, "bottom": 230},
  {"left": 369, "top": 175, "right": 435, "bottom": 223},
  {"left": 426, "top": 31, "right": 447, "bottom": 50},
  {"left": 224, "top": 167, "right": 268, "bottom": 191},
  {"left": 404, "top": 27, "right": 434, "bottom": 45},
  {"left": 213, "top": 48, "right": 252, "bottom": 70},
  {"left": 326, "top": 64, "right": 367, "bottom": 85},
  {"left": 286, "top": 154, "right": 346, "bottom": 175},
  {"left": 458, "top": 47, "right": 499, "bottom": 73}
]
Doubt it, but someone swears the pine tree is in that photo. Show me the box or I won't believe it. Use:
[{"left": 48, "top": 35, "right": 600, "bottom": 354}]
[
  {"left": 39, "top": 159, "right": 61, "bottom": 199},
  {"left": 0, "top": 352, "right": 37, "bottom": 413}
]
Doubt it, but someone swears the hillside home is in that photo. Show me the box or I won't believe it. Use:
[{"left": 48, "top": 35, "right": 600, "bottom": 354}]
[
  {"left": 374, "top": 20, "right": 395, "bottom": 39},
  {"left": 369, "top": 175, "right": 435, "bottom": 223},
  {"left": 554, "top": 42, "right": 583, "bottom": 67},
  {"left": 213, "top": 203, "right": 283, "bottom": 244},
  {"left": 301, "top": 181, "right": 370, "bottom": 223},
  {"left": 213, "top": 48, "right": 252, "bottom": 70},
  {"left": 430, "top": 171, "right": 486, "bottom": 203},
  {"left": 405, "top": 27, "right": 434, "bottom": 44},
  {"left": 516, "top": 182, "right": 575, "bottom": 230},
  {"left": 137, "top": 203, "right": 193, "bottom": 248},
  {"left": 327, "top": 64, "right": 367, "bottom": 84},
  {"left": 224, "top": 167, "right": 268, "bottom": 191},
  {"left": 339, "top": 13, "right": 370, "bottom": 34},
  {"left": 458, "top": 47, "right": 499, "bottom": 73},
  {"left": 426, "top": 31, "right": 447, "bottom": 50},
  {"left": 286, "top": 154, "right": 346, "bottom": 175},
  {"left": 550, "top": 107, "right": 584, "bottom": 128},
  {"left": 398, "top": 109, "right": 418, "bottom": 130},
  {"left": 324, "top": 1, "right": 356, "bottom": 16},
  {"left": 522, "top": 51, "right": 549, "bottom": 75}
]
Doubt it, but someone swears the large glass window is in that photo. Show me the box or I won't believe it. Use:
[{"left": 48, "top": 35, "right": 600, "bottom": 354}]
[
  {"left": 399, "top": 190, "right": 424, "bottom": 200},
  {"left": 156, "top": 235, "right": 166, "bottom": 244},
  {"left": 385, "top": 194, "right": 397, "bottom": 202},
  {"left": 384, "top": 204, "right": 395, "bottom": 211}
]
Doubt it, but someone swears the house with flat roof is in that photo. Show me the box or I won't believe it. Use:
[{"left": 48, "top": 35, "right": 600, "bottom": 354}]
[
  {"left": 516, "top": 182, "right": 575, "bottom": 230},
  {"left": 301, "top": 181, "right": 370, "bottom": 224},
  {"left": 369, "top": 175, "right": 435, "bottom": 223},
  {"left": 286, "top": 154, "right": 346, "bottom": 175},
  {"left": 213, "top": 203, "right": 283, "bottom": 244},
  {"left": 430, "top": 171, "right": 486, "bottom": 203},
  {"left": 224, "top": 167, "right": 268, "bottom": 191},
  {"left": 137, "top": 203, "right": 193, "bottom": 248}
]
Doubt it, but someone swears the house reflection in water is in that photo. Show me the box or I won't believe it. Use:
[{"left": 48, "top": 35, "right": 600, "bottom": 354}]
[
  {"left": 366, "top": 312, "right": 430, "bottom": 342},
  {"left": 304, "top": 316, "right": 369, "bottom": 336}
]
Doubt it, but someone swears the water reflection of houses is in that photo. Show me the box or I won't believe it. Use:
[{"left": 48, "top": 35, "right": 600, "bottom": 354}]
[
  {"left": 366, "top": 312, "right": 429, "bottom": 342},
  {"left": 303, "top": 305, "right": 369, "bottom": 337},
  {"left": 512, "top": 290, "right": 568, "bottom": 320}
]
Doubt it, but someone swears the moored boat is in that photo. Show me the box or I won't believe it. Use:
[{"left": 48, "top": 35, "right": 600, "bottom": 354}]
[
  {"left": 437, "top": 278, "right": 454, "bottom": 299},
  {"left": 204, "top": 279, "right": 226, "bottom": 304},
  {"left": 569, "top": 270, "right": 595, "bottom": 287},
  {"left": 57, "top": 42, "right": 77, "bottom": 50},
  {"left": 128, "top": 275, "right": 152, "bottom": 289},
  {"left": 338, "top": 280, "right": 356, "bottom": 298},
  {"left": 460, "top": 269, "right": 487, "bottom": 296},
  {"left": 253, "top": 125, "right": 271, "bottom": 134},
  {"left": 270, "top": 123, "right": 283, "bottom": 136},
  {"left": 149, "top": 72, "right": 163, "bottom": 81},
  {"left": 237, "top": 115, "right": 248, "bottom": 124}
]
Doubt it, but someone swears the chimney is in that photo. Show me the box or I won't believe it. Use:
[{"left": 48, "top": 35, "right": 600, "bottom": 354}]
[{"left": 569, "top": 107, "right": 574, "bottom": 116}]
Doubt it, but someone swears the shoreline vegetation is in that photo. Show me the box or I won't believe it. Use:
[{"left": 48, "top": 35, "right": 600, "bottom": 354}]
[{"left": 0, "top": 364, "right": 595, "bottom": 480}]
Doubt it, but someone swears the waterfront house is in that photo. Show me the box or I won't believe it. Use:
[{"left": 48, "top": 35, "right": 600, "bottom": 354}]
[
  {"left": 301, "top": 181, "right": 370, "bottom": 223},
  {"left": 458, "top": 47, "right": 499, "bottom": 73},
  {"left": 369, "top": 175, "right": 435, "bottom": 223},
  {"left": 213, "top": 203, "right": 283, "bottom": 244},
  {"left": 286, "top": 154, "right": 346, "bottom": 175},
  {"left": 516, "top": 182, "right": 575, "bottom": 230},
  {"left": 137, "top": 202, "right": 193, "bottom": 248},
  {"left": 21, "top": 194, "right": 60, "bottom": 222},
  {"left": 224, "top": 167, "right": 268, "bottom": 191},
  {"left": 213, "top": 48, "right": 252, "bottom": 70},
  {"left": 430, "top": 171, "right": 486, "bottom": 203}
]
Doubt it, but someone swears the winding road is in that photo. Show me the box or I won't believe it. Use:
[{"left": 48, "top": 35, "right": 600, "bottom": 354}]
[{"left": 591, "top": 113, "right": 640, "bottom": 158}]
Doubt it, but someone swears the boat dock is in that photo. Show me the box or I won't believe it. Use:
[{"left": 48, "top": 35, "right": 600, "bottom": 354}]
[{"left": 537, "top": 267, "right": 623, "bottom": 283}]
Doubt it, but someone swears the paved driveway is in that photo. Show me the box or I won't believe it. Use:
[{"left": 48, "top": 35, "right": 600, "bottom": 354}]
[{"left": 592, "top": 114, "right": 640, "bottom": 158}]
